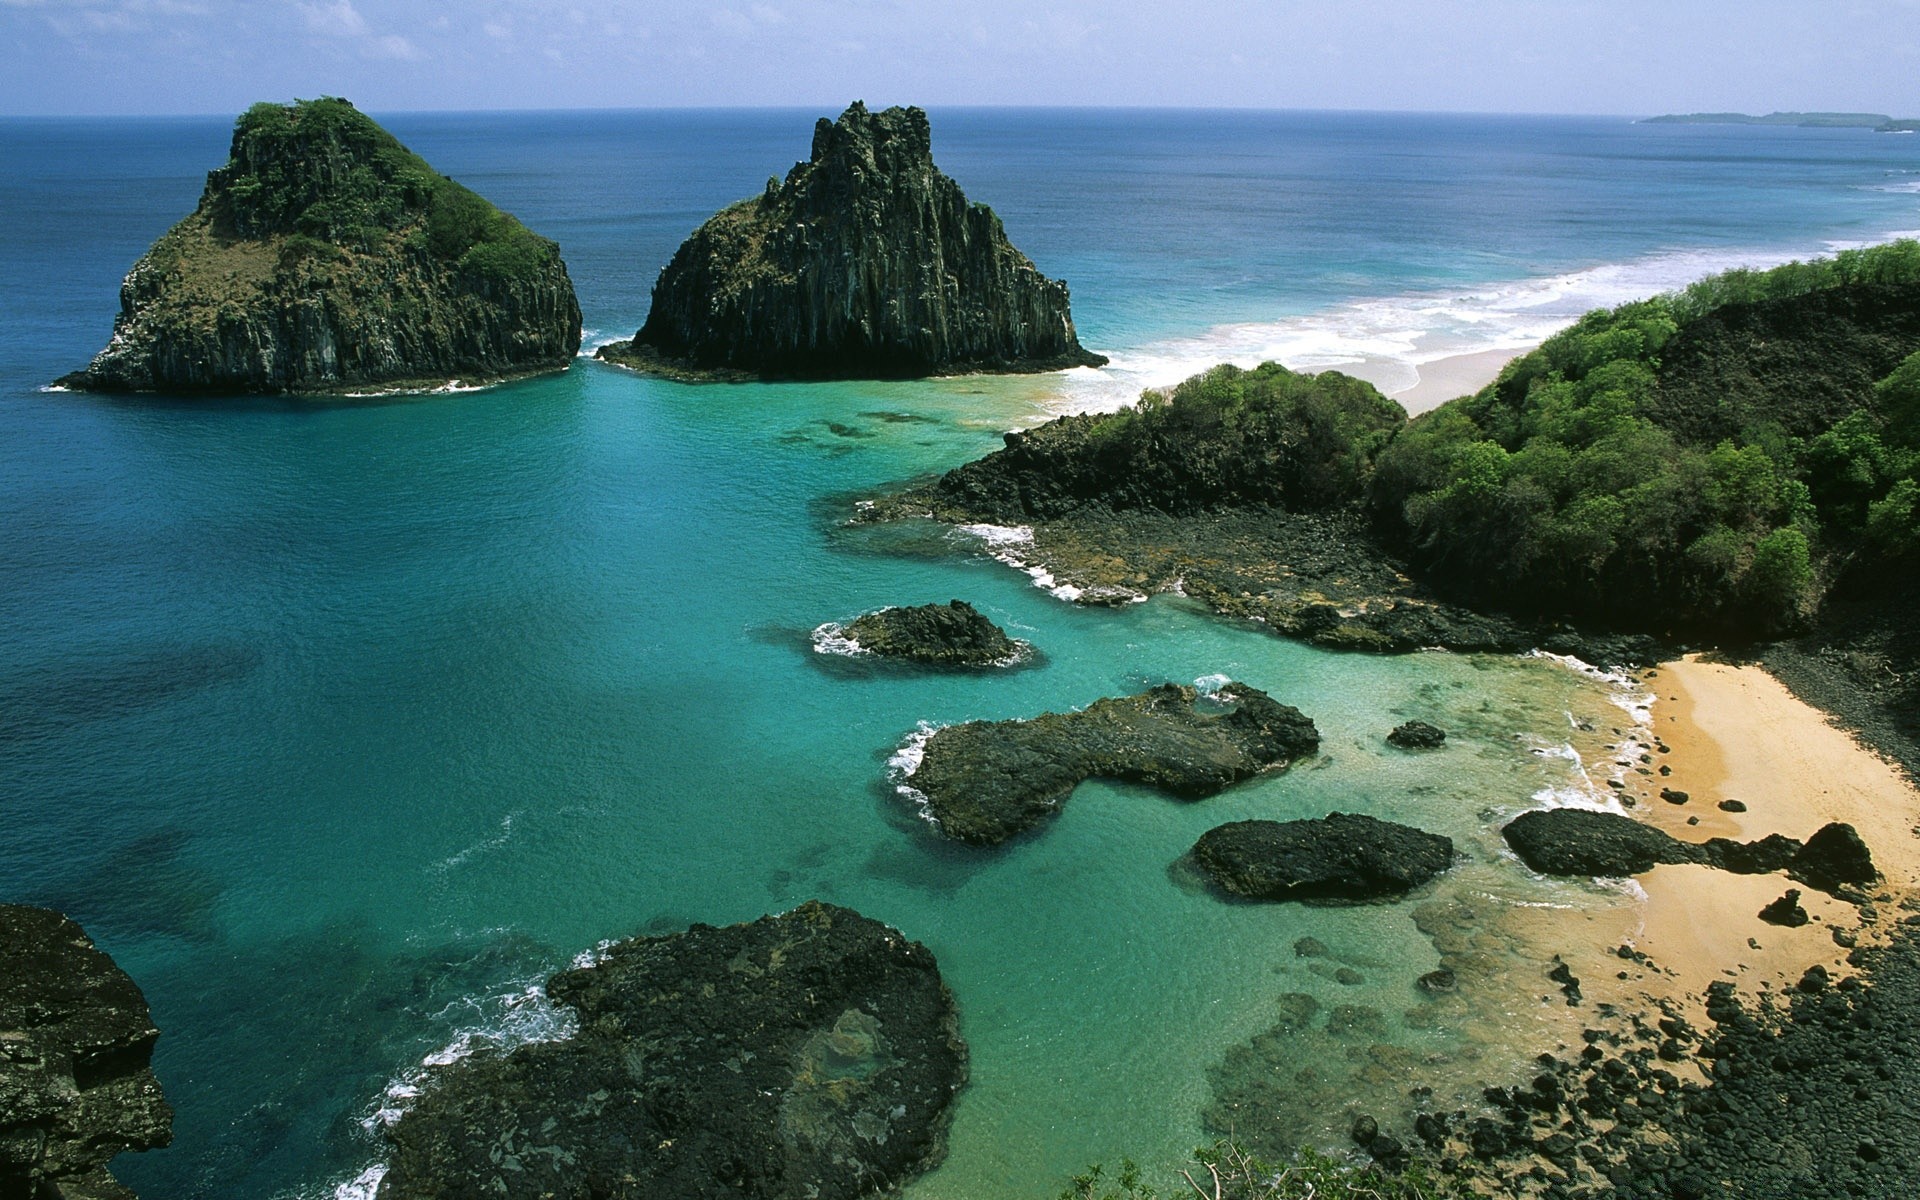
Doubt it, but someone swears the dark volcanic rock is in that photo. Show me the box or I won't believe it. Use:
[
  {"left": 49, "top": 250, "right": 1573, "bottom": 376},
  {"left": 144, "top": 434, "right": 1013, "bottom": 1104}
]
[
  {"left": 1502, "top": 809, "right": 1874, "bottom": 898},
  {"left": 61, "top": 98, "right": 580, "bottom": 396},
  {"left": 1789, "top": 821, "right": 1879, "bottom": 892},
  {"left": 379, "top": 902, "right": 965, "bottom": 1200},
  {"left": 1759, "top": 888, "right": 1811, "bottom": 927},
  {"left": 836, "top": 600, "right": 1026, "bottom": 666},
  {"left": 1386, "top": 720, "right": 1447, "bottom": 749},
  {"left": 1190, "top": 813, "right": 1454, "bottom": 902},
  {"left": 0, "top": 905, "right": 172, "bottom": 1198},
  {"left": 901, "top": 681, "right": 1319, "bottom": 845},
  {"left": 599, "top": 102, "right": 1103, "bottom": 381}
]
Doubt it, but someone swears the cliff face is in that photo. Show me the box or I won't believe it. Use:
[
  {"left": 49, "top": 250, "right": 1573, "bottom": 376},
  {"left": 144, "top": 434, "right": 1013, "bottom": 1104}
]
[
  {"left": 0, "top": 905, "right": 172, "bottom": 1199},
  {"left": 599, "top": 102, "right": 1105, "bottom": 380},
  {"left": 62, "top": 98, "right": 582, "bottom": 395}
]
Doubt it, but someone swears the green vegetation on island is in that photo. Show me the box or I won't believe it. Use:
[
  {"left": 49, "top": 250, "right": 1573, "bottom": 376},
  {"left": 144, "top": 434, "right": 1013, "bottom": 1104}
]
[
  {"left": 63, "top": 97, "right": 582, "bottom": 395},
  {"left": 1642, "top": 111, "right": 1917, "bottom": 131}
]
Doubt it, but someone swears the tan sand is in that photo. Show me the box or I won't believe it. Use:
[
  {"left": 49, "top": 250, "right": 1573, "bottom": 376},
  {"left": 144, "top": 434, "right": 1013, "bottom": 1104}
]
[
  {"left": 1390, "top": 348, "right": 1524, "bottom": 415},
  {"left": 1574, "top": 655, "right": 1920, "bottom": 1015}
]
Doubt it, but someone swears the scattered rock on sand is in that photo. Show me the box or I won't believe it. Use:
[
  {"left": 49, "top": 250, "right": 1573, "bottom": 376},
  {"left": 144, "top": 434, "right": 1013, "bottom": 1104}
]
[{"left": 1759, "top": 888, "right": 1811, "bottom": 927}]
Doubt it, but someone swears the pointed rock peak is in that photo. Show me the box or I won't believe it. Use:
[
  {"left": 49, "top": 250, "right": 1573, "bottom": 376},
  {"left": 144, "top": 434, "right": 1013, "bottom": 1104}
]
[{"left": 809, "top": 100, "right": 933, "bottom": 170}]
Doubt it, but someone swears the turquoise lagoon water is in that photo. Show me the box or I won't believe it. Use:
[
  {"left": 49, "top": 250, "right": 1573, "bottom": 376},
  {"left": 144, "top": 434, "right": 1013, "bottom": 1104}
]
[{"left": 4, "top": 110, "right": 1920, "bottom": 1198}]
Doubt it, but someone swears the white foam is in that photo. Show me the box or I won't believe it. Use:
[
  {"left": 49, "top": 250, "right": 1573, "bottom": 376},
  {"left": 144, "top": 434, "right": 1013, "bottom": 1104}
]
[
  {"left": 887, "top": 721, "right": 943, "bottom": 823},
  {"left": 37, "top": 384, "right": 72, "bottom": 393},
  {"left": 1193, "top": 673, "right": 1232, "bottom": 696},
  {"left": 1044, "top": 238, "right": 1920, "bottom": 419},
  {"left": 330, "top": 1165, "right": 387, "bottom": 1200},
  {"left": 429, "top": 811, "right": 523, "bottom": 874},
  {"left": 810, "top": 621, "right": 867, "bottom": 657},
  {"left": 950, "top": 523, "right": 1146, "bottom": 605},
  {"left": 360, "top": 975, "right": 577, "bottom": 1135}
]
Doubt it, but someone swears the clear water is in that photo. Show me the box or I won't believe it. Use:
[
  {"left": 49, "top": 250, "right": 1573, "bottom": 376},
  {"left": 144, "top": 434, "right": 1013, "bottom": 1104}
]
[{"left": 3, "top": 109, "right": 1918, "bottom": 1199}]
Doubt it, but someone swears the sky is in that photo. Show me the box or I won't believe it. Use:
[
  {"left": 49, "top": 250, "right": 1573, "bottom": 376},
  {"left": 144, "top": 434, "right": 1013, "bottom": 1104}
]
[{"left": 3, "top": 0, "right": 1919, "bottom": 118}]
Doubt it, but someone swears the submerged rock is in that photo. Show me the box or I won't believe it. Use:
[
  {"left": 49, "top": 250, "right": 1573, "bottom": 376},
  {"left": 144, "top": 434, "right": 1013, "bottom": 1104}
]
[
  {"left": 379, "top": 901, "right": 965, "bottom": 1200},
  {"left": 1501, "top": 809, "right": 1875, "bottom": 896},
  {"left": 599, "top": 101, "right": 1105, "bottom": 381},
  {"left": 836, "top": 600, "right": 1026, "bottom": 666},
  {"left": 0, "top": 905, "right": 172, "bottom": 1198},
  {"left": 61, "top": 98, "right": 581, "bottom": 395},
  {"left": 902, "top": 681, "right": 1319, "bottom": 845},
  {"left": 1387, "top": 720, "right": 1447, "bottom": 749},
  {"left": 1191, "top": 813, "right": 1455, "bottom": 902}
]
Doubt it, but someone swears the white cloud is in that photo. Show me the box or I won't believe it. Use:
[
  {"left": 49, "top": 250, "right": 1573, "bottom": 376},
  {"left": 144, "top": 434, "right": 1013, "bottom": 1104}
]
[
  {"left": 366, "top": 32, "right": 417, "bottom": 59},
  {"left": 300, "top": 0, "right": 366, "bottom": 38}
]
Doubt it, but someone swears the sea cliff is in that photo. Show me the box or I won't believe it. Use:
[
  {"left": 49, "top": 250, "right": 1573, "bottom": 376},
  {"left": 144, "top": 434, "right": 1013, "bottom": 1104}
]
[
  {"left": 597, "top": 102, "right": 1105, "bottom": 381},
  {"left": 61, "top": 98, "right": 582, "bottom": 395}
]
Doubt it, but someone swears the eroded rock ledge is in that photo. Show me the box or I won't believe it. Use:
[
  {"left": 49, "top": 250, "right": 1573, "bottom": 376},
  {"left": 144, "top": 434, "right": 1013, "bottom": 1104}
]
[
  {"left": 379, "top": 901, "right": 966, "bottom": 1200},
  {"left": 0, "top": 904, "right": 173, "bottom": 1199},
  {"left": 900, "top": 681, "right": 1319, "bottom": 845},
  {"left": 598, "top": 101, "right": 1105, "bottom": 381}
]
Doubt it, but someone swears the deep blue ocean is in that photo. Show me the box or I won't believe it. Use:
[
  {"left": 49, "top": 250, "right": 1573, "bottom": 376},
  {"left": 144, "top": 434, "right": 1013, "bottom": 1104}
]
[{"left": 4, "top": 109, "right": 1919, "bottom": 1199}]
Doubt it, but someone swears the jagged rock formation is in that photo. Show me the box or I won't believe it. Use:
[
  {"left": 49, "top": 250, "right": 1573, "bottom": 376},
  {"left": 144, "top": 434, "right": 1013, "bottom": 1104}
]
[
  {"left": 1501, "top": 808, "right": 1877, "bottom": 895},
  {"left": 899, "top": 681, "right": 1320, "bottom": 845},
  {"left": 0, "top": 905, "right": 172, "bottom": 1198},
  {"left": 830, "top": 600, "right": 1028, "bottom": 666},
  {"left": 598, "top": 101, "right": 1105, "bottom": 380},
  {"left": 1191, "top": 814, "right": 1455, "bottom": 902},
  {"left": 379, "top": 902, "right": 965, "bottom": 1200},
  {"left": 61, "top": 97, "right": 581, "bottom": 395}
]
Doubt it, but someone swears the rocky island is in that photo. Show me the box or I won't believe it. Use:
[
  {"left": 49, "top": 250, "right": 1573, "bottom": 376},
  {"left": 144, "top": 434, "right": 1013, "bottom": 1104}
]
[
  {"left": 60, "top": 97, "right": 581, "bottom": 395},
  {"left": 818, "top": 600, "right": 1029, "bottom": 666},
  {"left": 899, "top": 681, "right": 1319, "bottom": 845},
  {"left": 0, "top": 904, "right": 172, "bottom": 1199},
  {"left": 1190, "top": 813, "right": 1455, "bottom": 903},
  {"left": 1501, "top": 807, "right": 1877, "bottom": 895},
  {"left": 597, "top": 102, "right": 1106, "bottom": 381},
  {"left": 379, "top": 902, "right": 965, "bottom": 1200}
]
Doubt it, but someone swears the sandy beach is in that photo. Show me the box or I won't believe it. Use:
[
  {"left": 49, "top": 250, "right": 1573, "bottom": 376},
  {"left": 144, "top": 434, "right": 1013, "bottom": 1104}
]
[
  {"left": 1560, "top": 655, "right": 1920, "bottom": 1024},
  {"left": 1390, "top": 348, "right": 1525, "bottom": 414}
]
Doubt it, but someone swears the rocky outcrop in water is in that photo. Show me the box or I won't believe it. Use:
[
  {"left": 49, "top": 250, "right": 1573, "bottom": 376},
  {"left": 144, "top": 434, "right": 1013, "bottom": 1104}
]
[
  {"left": 1387, "top": 720, "right": 1447, "bottom": 749},
  {"left": 597, "top": 101, "right": 1105, "bottom": 381},
  {"left": 901, "top": 681, "right": 1319, "bottom": 845},
  {"left": 835, "top": 600, "right": 1027, "bottom": 666},
  {"left": 60, "top": 98, "right": 581, "bottom": 395},
  {"left": 0, "top": 904, "right": 172, "bottom": 1198},
  {"left": 1501, "top": 808, "right": 1877, "bottom": 895},
  {"left": 1191, "top": 813, "right": 1454, "bottom": 902},
  {"left": 379, "top": 902, "right": 965, "bottom": 1200}
]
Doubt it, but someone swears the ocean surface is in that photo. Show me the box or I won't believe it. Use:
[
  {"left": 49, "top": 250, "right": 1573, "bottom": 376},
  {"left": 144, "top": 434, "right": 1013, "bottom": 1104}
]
[{"left": 3, "top": 108, "right": 1918, "bottom": 1199}]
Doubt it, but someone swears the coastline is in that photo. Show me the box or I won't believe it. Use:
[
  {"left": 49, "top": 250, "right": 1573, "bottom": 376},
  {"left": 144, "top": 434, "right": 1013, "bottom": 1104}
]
[{"left": 1387, "top": 348, "right": 1523, "bottom": 415}]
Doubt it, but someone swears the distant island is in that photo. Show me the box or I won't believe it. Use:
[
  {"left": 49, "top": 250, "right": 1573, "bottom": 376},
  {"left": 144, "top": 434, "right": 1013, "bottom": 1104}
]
[
  {"left": 60, "top": 98, "right": 582, "bottom": 396},
  {"left": 1643, "top": 111, "right": 1919, "bottom": 132},
  {"left": 597, "top": 101, "right": 1106, "bottom": 382}
]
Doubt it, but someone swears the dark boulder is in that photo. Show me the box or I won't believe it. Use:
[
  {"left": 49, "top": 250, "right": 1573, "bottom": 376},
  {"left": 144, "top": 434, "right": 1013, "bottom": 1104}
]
[
  {"left": 837, "top": 600, "right": 1026, "bottom": 666},
  {"left": 1387, "top": 720, "right": 1447, "bottom": 749},
  {"left": 1759, "top": 889, "right": 1811, "bottom": 927},
  {"left": 1190, "top": 813, "right": 1454, "bottom": 902},
  {"left": 1789, "top": 822, "right": 1878, "bottom": 893},
  {"left": 600, "top": 102, "right": 1103, "bottom": 381},
  {"left": 902, "top": 681, "right": 1318, "bottom": 845},
  {"left": 61, "top": 98, "right": 580, "bottom": 396},
  {"left": 1501, "top": 808, "right": 1687, "bottom": 876},
  {"left": 0, "top": 905, "right": 172, "bottom": 1198},
  {"left": 379, "top": 902, "right": 965, "bottom": 1200}
]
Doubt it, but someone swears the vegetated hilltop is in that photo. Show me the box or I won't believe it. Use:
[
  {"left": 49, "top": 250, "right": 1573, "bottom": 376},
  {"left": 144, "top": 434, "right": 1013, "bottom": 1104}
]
[
  {"left": 62, "top": 97, "right": 582, "bottom": 395},
  {"left": 1641, "top": 111, "right": 1908, "bottom": 129},
  {"left": 879, "top": 241, "right": 1920, "bottom": 680},
  {"left": 597, "top": 101, "right": 1106, "bottom": 381}
]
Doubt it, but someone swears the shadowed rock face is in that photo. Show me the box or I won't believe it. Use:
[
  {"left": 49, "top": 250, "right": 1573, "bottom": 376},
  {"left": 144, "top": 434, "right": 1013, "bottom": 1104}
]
[
  {"left": 902, "top": 681, "right": 1320, "bottom": 845},
  {"left": 61, "top": 98, "right": 581, "bottom": 395},
  {"left": 1191, "top": 814, "right": 1455, "bottom": 903},
  {"left": 1500, "top": 808, "right": 1877, "bottom": 895},
  {"left": 0, "top": 905, "right": 172, "bottom": 1199},
  {"left": 378, "top": 902, "right": 966, "bottom": 1200},
  {"left": 841, "top": 600, "right": 1025, "bottom": 666},
  {"left": 599, "top": 101, "right": 1105, "bottom": 381}
]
